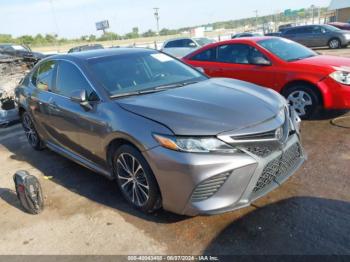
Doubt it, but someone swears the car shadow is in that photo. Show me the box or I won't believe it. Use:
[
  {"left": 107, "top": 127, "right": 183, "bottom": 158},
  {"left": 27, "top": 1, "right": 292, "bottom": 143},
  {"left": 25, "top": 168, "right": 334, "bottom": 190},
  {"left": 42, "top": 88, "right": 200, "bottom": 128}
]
[
  {"left": 309, "top": 109, "right": 349, "bottom": 121},
  {"left": 204, "top": 197, "right": 350, "bottom": 255},
  {"left": 1, "top": 128, "right": 187, "bottom": 224}
]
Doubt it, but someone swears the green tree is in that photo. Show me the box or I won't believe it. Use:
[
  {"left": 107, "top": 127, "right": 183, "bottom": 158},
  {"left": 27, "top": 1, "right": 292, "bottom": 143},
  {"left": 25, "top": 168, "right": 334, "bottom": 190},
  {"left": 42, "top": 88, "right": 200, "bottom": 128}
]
[
  {"left": 142, "top": 30, "right": 156, "bottom": 37},
  {"left": 98, "top": 32, "right": 120, "bottom": 41},
  {"left": 0, "top": 34, "right": 13, "bottom": 43},
  {"left": 18, "top": 35, "right": 34, "bottom": 45}
]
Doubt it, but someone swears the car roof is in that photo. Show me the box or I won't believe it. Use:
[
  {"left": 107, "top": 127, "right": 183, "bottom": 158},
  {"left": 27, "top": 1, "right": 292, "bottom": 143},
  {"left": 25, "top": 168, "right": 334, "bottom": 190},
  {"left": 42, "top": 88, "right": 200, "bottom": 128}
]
[
  {"left": 183, "top": 36, "right": 278, "bottom": 59},
  {"left": 50, "top": 47, "right": 156, "bottom": 62},
  {"left": 217, "top": 36, "right": 275, "bottom": 44},
  {"left": 163, "top": 37, "right": 194, "bottom": 43}
]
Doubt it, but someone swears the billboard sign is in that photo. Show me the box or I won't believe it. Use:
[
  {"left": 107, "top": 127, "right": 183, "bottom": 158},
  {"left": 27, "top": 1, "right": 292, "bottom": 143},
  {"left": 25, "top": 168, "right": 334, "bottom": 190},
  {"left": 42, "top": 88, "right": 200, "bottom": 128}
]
[{"left": 96, "top": 20, "right": 110, "bottom": 31}]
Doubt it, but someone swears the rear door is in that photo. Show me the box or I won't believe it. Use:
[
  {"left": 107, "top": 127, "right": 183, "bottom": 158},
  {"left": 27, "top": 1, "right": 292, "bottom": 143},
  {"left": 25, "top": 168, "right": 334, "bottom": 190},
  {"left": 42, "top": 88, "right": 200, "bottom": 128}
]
[{"left": 27, "top": 60, "right": 57, "bottom": 141}]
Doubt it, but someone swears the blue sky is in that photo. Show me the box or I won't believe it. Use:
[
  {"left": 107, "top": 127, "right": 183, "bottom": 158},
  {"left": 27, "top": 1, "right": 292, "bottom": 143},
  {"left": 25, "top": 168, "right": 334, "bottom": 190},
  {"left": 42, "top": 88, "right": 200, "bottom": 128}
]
[{"left": 1, "top": 0, "right": 331, "bottom": 38}]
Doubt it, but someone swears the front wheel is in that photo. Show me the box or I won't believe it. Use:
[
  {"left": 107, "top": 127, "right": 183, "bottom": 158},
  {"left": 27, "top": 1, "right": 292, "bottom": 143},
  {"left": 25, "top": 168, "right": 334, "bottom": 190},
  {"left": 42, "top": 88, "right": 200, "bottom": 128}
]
[
  {"left": 283, "top": 85, "right": 320, "bottom": 119},
  {"left": 113, "top": 144, "right": 161, "bottom": 213}
]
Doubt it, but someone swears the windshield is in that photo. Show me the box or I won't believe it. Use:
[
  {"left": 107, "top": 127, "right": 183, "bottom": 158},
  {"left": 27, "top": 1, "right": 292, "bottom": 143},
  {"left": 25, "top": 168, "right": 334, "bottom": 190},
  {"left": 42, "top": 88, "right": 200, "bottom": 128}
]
[
  {"left": 88, "top": 51, "right": 207, "bottom": 97},
  {"left": 258, "top": 38, "right": 317, "bottom": 62},
  {"left": 323, "top": 24, "right": 341, "bottom": 31},
  {"left": 12, "top": 45, "right": 29, "bottom": 51},
  {"left": 194, "top": 38, "right": 215, "bottom": 46}
]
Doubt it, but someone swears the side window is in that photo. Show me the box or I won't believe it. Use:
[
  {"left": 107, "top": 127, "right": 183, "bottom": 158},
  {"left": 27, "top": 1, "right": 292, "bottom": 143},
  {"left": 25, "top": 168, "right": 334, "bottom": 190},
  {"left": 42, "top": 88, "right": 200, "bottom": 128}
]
[
  {"left": 33, "top": 60, "right": 56, "bottom": 91},
  {"left": 55, "top": 61, "right": 98, "bottom": 101},
  {"left": 311, "top": 26, "right": 322, "bottom": 34},
  {"left": 217, "top": 44, "right": 250, "bottom": 64},
  {"left": 164, "top": 39, "right": 194, "bottom": 48},
  {"left": 248, "top": 47, "right": 270, "bottom": 65},
  {"left": 285, "top": 28, "right": 304, "bottom": 35},
  {"left": 182, "top": 39, "right": 196, "bottom": 47},
  {"left": 165, "top": 40, "right": 181, "bottom": 48},
  {"left": 191, "top": 47, "right": 217, "bottom": 61}
]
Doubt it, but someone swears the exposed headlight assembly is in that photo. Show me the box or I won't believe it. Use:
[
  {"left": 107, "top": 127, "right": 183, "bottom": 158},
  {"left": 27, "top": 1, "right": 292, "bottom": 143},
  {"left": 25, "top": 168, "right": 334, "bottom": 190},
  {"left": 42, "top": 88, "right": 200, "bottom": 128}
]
[
  {"left": 330, "top": 71, "right": 350, "bottom": 85},
  {"left": 153, "top": 134, "right": 237, "bottom": 153}
]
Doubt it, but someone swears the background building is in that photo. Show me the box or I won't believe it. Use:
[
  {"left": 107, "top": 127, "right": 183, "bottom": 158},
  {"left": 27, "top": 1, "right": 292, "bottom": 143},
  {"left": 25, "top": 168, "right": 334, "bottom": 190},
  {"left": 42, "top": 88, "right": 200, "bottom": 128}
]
[{"left": 328, "top": 0, "right": 350, "bottom": 22}]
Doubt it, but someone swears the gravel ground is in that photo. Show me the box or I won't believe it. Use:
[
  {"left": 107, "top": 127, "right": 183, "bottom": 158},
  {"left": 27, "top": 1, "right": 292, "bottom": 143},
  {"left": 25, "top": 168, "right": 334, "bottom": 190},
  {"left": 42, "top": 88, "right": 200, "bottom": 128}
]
[{"left": 0, "top": 48, "right": 349, "bottom": 256}]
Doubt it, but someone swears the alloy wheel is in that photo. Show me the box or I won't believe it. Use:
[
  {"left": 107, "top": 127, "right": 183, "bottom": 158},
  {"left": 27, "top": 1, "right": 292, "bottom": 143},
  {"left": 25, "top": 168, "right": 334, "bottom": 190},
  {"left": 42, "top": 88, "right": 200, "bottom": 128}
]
[
  {"left": 22, "top": 113, "right": 39, "bottom": 147},
  {"left": 287, "top": 90, "right": 313, "bottom": 117},
  {"left": 115, "top": 153, "right": 150, "bottom": 207},
  {"left": 329, "top": 39, "right": 340, "bottom": 49}
]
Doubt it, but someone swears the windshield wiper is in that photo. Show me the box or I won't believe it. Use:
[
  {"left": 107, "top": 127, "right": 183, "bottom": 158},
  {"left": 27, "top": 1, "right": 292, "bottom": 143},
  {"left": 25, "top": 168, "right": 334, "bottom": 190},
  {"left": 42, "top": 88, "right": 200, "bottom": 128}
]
[
  {"left": 155, "top": 81, "right": 199, "bottom": 90},
  {"left": 110, "top": 88, "right": 163, "bottom": 99},
  {"left": 110, "top": 81, "right": 199, "bottom": 99},
  {"left": 287, "top": 54, "right": 316, "bottom": 62}
]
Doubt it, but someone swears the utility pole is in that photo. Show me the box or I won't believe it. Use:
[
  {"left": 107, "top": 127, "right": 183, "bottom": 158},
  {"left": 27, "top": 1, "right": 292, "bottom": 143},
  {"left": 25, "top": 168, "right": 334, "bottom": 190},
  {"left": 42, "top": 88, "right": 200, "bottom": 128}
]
[
  {"left": 311, "top": 5, "right": 315, "bottom": 24},
  {"left": 49, "top": 0, "right": 60, "bottom": 52},
  {"left": 153, "top": 8, "right": 160, "bottom": 35},
  {"left": 318, "top": 7, "right": 321, "bottom": 24},
  {"left": 254, "top": 10, "right": 259, "bottom": 31}
]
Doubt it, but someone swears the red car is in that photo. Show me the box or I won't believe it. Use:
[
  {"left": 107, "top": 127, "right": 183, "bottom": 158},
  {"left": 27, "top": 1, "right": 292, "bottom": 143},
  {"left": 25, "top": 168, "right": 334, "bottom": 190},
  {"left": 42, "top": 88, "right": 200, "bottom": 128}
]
[
  {"left": 182, "top": 37, "right": 350, "bottom": 118},
  {"left": 328, "top": 22, "right": 350, "bottom": 31}
]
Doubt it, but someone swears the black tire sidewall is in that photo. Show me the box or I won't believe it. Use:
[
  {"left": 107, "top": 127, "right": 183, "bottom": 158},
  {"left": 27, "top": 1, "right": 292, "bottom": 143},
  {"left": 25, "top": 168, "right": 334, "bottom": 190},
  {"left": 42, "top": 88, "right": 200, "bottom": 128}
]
[
  {"left": 112, "top": 144, "right": 161, "bottom": 213},
  {"left": 283, "top": 85, "right": 320, "bottom": 119}
]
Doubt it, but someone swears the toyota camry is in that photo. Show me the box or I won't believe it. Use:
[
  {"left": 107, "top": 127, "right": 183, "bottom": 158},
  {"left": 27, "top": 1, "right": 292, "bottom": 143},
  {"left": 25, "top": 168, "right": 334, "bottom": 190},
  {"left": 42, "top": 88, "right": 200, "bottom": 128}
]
[{"left": 15, "top": 48, "right": 305, "bottom": 216}]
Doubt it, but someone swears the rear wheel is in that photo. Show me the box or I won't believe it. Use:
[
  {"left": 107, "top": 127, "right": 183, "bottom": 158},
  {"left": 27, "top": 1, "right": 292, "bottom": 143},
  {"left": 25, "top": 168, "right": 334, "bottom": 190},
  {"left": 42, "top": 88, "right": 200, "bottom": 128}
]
[
  {"left": 112, "top": 144, "right": 161, "bottom": 213},
  {"left": 283, "top": 85, "right": 320, "bottom": 119},
  {"left": 21, "top": 112, "right": 45, "bottom": 150},
  {"left": 328, "top": 38, "right": 341, "bottom": 49}
]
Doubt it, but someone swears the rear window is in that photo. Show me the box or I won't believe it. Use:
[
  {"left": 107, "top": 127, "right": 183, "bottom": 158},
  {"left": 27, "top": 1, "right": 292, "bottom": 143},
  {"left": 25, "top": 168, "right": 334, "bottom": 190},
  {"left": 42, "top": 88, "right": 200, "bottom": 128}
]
[{"left": 191, "top": 47, "right": 217, "bottom": 61}]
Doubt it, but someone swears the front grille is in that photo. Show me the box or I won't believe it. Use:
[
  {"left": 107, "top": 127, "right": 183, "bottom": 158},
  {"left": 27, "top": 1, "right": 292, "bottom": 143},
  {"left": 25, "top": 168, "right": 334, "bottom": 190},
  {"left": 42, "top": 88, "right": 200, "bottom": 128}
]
[
  {"left": 191, "top": 172, "right": 230, "bottom": 202},
  {"left": 232, "top": 130, "right": 276, "bottom": 141},
  {"left": 253, "top": 143, "right": 302, "bottom": 193},
  {"left": 244, "top": 145, "right": 274, "bottom": 158}
]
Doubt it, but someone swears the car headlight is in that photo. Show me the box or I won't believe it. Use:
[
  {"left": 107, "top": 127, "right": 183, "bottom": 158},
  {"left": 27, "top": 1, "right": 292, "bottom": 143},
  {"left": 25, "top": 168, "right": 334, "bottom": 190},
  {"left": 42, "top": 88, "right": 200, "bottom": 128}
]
[
  {"left": 330, "top": 71, "right": 350, "bottom": 85},
  {"left": 153, "top": 134, "right": 237, "bottom": 153},
  {"left": 345, "top": 34, "right": 350, "bottom": 40}
]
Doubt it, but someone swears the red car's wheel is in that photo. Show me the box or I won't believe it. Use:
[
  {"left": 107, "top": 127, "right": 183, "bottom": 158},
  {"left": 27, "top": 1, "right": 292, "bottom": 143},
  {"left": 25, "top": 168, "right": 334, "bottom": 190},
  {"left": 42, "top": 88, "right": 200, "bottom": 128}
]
[{"left": 284, "top": 85, "right": 320, "bottom": 119}]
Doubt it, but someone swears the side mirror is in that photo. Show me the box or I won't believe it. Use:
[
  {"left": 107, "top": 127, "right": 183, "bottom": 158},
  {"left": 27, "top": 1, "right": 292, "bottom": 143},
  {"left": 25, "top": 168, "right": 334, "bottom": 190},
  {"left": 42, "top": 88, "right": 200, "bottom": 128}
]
[
  {"left": 70, "top": 89, "right": 92, "bottom": 111},
  {"left": 70, "top": 89, "right": 87, "bottom": 103},
  {"left": 196, "top": 67, "right": 205, "bottom": 73},
  {"left": 189, "top": 42, "right": 197, "bottom": 48},
  {"left": 251, "top": 57, "right": 272, "bottom": 66}
]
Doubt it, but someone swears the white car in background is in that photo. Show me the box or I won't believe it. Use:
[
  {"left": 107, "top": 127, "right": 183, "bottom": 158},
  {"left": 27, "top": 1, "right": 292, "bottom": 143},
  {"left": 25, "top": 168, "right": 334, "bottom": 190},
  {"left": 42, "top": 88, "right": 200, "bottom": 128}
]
[{"left": 161, "top": 37, "right": 215, "bottom": 58}]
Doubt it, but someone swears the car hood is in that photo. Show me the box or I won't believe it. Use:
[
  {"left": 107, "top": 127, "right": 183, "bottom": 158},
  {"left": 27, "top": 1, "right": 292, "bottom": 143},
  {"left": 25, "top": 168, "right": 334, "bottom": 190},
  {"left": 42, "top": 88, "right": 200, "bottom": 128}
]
[
  {"left": 117, "top": 78, "right": 285, "bottom": 136},
  {"left": 292, "top": 55, "right": 350, "bottom": 73}
]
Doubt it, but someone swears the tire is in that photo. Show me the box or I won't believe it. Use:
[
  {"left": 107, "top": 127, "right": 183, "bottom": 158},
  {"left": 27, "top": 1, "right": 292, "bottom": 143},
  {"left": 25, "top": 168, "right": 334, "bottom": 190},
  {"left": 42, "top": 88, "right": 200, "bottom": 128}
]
[
  {"left": 283, "top": 85, "right": 320, "bottom": 120},
  {"left": 328, "top": 38, "right": 341, "bottom": 49},
  {"left": 21, "top": 112, "right": 45, "bottom": 150},
  {"left": 112, "top": 144, "right": 161, "bottom": 213}
]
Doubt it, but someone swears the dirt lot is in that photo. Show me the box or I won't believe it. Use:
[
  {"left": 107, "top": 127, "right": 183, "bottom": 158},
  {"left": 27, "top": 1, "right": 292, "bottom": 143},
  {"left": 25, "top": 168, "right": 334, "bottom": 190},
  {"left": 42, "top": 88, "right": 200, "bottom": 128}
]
[{"left": 0, "top": 48, "right": 349, "bottom": 256}]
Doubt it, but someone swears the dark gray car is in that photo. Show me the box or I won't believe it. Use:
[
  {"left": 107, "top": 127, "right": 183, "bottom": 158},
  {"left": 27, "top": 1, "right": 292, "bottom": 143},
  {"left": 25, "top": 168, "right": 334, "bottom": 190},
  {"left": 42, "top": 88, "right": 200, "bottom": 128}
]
[
  {"left": 281, "top": 24, "right": 350, "bottom": 49},
  {"left": 15, "top": 48, "right": 305, "bottom": 216}
]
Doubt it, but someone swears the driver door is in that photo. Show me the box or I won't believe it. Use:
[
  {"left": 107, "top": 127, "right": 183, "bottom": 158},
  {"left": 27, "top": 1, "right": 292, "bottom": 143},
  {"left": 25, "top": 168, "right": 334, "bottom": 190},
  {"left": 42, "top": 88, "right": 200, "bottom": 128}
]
[
  {"left": 47, "top": 60, "right": 105, "bottom": 165},
  {"left": 210, "top": 44, "right": 277, "bottom": 88}
]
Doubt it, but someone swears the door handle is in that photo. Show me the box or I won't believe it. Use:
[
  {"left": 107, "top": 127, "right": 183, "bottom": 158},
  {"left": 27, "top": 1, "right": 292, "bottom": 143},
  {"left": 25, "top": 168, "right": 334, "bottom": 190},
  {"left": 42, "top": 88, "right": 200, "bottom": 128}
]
[{"left": 48, "top": 101, "right": 61, "bottom": 113}]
